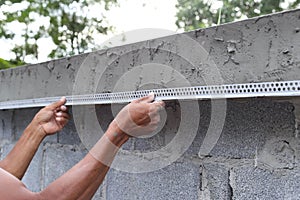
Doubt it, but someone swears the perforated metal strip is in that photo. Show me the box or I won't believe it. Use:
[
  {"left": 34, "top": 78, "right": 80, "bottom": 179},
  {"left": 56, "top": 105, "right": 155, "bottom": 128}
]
[{"left": 1, "top": 80, "right": 300, "bottom": 110}]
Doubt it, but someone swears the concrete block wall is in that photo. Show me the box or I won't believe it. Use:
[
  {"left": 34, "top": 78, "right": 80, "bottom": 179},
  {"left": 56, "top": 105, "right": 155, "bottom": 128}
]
[
  {"left": 0, "top": 99, "right": 299, "bottom": 199},
  {"left": 1, "top": 9, "right": 300, "bottom": 200}
]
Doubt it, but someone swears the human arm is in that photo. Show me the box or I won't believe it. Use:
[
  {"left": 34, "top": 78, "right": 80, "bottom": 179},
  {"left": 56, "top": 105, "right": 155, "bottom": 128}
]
[
  {"left": 0, "top": 97, "right": 69, "bottom": 179},
  {"left": 0, "top": 126, "right": 129, "bottom": 200},
  {"left": 39, "top": 93, "right": 164, "bottom": 199},
  {"left": 0, "top": 94, "right": 164, "bottom": 199}
]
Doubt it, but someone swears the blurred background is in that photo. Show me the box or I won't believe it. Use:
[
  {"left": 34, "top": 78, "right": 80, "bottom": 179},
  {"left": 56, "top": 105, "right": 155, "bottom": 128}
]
[{"left": 0, "top": 0, "right": 299, "bottom": 69}]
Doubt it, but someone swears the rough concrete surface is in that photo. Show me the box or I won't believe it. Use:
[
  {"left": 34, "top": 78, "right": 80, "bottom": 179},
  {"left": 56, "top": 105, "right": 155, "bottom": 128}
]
[
  {"left": 0, "top": 9, "right": 300, "bottom": 200},
  {"left": 200, "top": 163, "right": 231, "bottom": 200},
  {"left": 106, "top": 161, "right": 200, "bottom": 200},
  {"left": 0, "top": 9, "right": 300, "bottom": 101},
  {"left": 230, "top": 165, "right": 300, "bottom": 200}
]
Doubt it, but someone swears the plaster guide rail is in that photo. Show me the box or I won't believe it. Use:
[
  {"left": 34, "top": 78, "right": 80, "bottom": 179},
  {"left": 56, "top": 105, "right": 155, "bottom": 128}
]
[{"left": 1, "top": 80, "right": 300, "bottom": 110}]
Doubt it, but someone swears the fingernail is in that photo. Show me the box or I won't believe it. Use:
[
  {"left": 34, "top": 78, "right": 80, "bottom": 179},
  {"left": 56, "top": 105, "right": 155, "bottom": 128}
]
[
  {"left": 148, "top": 92, "right": 155, "bottom": 102},
  {"left": 148, "top": 92, "right": 155, "bottom": 99}
]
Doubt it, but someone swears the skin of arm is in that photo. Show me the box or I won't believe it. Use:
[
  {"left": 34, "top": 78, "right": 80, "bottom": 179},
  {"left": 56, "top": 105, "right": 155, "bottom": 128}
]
[
  {"left": 0, "top": 94, "right": 164, "bottom": 200},
  {"left": 0, "top": 97, "right": 69, "bottom": 179}
]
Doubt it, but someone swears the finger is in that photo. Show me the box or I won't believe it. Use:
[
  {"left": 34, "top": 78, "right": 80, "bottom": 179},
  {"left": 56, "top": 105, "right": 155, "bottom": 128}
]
[
  {"left": 56, "top": 117, "right": 69, "bottom": 124},
  {"left": 55, "top": 105, "right": 67, "bottom": 114},
  {"left": 55, "top": 112, "right": 70, "bottom": 119},
  {"left": 150, "top": 101, "right": 165, "bottom": 113},
  {"left": 47, "top": 97, "right": 66, "bottom": 110},
  {"left": 152, "top": 100, "right": 165, "bottom": 107},
  {"left": 135, "top": 93, "right": 155, "bottom": 103},
  {"left": 56, "top": 117, "right": 63, "bottom": 122},
  {"left": 56, "top": 118, "right": 68, "bottom": 128},
  {"left": 60, "top": 105, "right": 67, "bottom": 111},
  {"left": 149, "top": 110, "right": 158, "bottom": 119},
  {"left": 151, "top": 114, "right": 160, "bottom": 124}
]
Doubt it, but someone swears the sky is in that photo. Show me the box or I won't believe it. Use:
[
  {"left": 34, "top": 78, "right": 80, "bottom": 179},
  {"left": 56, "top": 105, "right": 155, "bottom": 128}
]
[
  {"left": 93, "top": 0, "right": 180, "bottom": 51},
  {"left": 0, "top": 0, "right": 179, "bottom": 63},
  {"left": 106, "top": 0, "right": 178, "bottom": 32}
]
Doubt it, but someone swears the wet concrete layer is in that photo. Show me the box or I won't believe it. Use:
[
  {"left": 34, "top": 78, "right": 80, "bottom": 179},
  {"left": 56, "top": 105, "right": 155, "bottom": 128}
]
[{"left": 0, "top": 9, "right": 299, "bottom": 102}]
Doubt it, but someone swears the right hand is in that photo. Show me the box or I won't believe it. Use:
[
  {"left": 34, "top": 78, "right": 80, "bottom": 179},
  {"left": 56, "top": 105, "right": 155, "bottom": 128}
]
[
  {"left": 111, "top": 93, "right": 165, "bottom": 137},
  {"left": 32, "top": 97, "right": 69, "bottom": 136}
]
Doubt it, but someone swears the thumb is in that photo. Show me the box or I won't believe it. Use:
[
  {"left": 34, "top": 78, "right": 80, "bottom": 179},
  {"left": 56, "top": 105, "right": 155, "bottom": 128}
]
[
  {"left": 46, "top": 97, "right": 66, "bottom": 110},
  {"left": 135, "top": 92, "right": 155, "bottom": 103}
]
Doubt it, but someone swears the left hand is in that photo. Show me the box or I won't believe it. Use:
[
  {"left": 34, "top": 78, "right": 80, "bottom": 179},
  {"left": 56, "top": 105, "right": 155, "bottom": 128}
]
[
  {"left": 32, "top": 97, "right": 70, "bottom": 136},
  {"left": 111, "top": 93, "right": 165, "bottom": 137}
]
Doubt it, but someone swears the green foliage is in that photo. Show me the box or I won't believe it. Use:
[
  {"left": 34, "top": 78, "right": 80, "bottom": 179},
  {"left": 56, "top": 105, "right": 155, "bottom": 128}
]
[
  {"left": 0, "top": 0, "right": 118, "bottom": 63},
  {"left": 0, "top": 58, "right": 15, "bottom": 70},
  {"left": 0, "top": 58, "right": 25, "bottom": 70},
  {"left": 176, "top": 0, "right": 300, "bottom": 31}
]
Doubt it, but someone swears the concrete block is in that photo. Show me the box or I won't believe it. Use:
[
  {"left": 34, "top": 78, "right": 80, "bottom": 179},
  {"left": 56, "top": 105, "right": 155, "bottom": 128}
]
[
  {"left": 64, "top": 104, "right": 116, "bottom": 148},
  {"left": 257, "top": 136, "right": 300, "bottom": 169},
  {"left": 106, "top": 161, "right": 200, "bottom": 200},
  {"left": 133, "top": 133, "right": 165, "bottom": 152},
  {"left": 201, "top": 163, "right": 231, "bottom": 200},
  {"left": 42, "top": 143, "right": 104, "bottom": 198},
  {"left": 0, "top": 110, "right": 13, "bottom": 142},
  {"left": 11, "top": 108, "right": 57, "bottom": 143},
  {"left": 121, "top": 137, "right": 134, "bottom": 151},
  {"left": 22, "top": 145, "right": 44, "bottom": 192},
  {"left": 230, "top": 165, "right": 300, "bottom": 200},
  {"left": 12, "top": 108, "right": 39, "bottom": 140},
  {"left": 186, "top": 99, "right": 295, "bottom": 159},
  {"left": 42, "top": 144, "right": 87, "bottom": 187},
  {"left": 92, "top": 188, "right": 105, "bottom": 200},
  {"left": 0, "top": 142, "right": 43, "bottom": 192},
  {"left": 212, "top": 99, "right": 294, "bottom": 158},
  {"left": 58, "top": 118, "right": 82, "bottom": 145},
  {"left": 0, "top": 143, "right": 14, "bottom": 160},
  {"left": 95, "top": 104, "right": 133, "bottom": 151},
  {"left": 95, "top": 104, "right": 114, "bottom": 131},
  {"left": 184, "top": 100, "right": 211, "bottom": 156}
]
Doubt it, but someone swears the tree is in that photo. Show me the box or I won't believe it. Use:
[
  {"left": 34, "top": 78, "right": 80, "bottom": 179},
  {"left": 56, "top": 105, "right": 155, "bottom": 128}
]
[
  {"left": 175, "top": 0, "right": 300, "bottom": 31},
  {"left": 0, "top": 58, "right": 16, "bottom": 70},
  {"left": 0, "top": 0, "right": 118, "bottom": 64}
]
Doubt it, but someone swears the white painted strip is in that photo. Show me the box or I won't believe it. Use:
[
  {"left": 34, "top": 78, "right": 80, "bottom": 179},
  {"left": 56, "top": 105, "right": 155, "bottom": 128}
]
[{"left": 1, "top": 80, "right": 300, "bottom": 110}]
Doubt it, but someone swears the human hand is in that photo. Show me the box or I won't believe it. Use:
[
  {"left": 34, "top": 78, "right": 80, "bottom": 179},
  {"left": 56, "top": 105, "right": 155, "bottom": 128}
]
[
  {"left": 32, "top": 97, "right": 69, "bottom": 136},
  {"left": 111, "top": 93, "right": 165, "bottom": 137}
]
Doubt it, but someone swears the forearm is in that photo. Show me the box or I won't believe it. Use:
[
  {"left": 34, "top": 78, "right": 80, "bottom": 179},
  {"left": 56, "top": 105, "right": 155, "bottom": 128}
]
[
  {"left": 77, "top": 122, "right": 129, "bottom": 200},
  {"left": 0, "top": 121, "right": 45, "bottom": 179},
  {"left": 39, "top": 123, "right": 129, "bottom": 200}
]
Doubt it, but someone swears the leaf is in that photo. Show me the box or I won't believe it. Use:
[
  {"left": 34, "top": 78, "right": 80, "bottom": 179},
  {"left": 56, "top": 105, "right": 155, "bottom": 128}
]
[
  {"left": 1, "top": 0, "right": 119, "bottom": 61},
  {"left": 0, "top": 58, "right": 17, "bottom": 69},
  {"left": 175, "top": 0, "right": 298, "bottom": 30}
]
